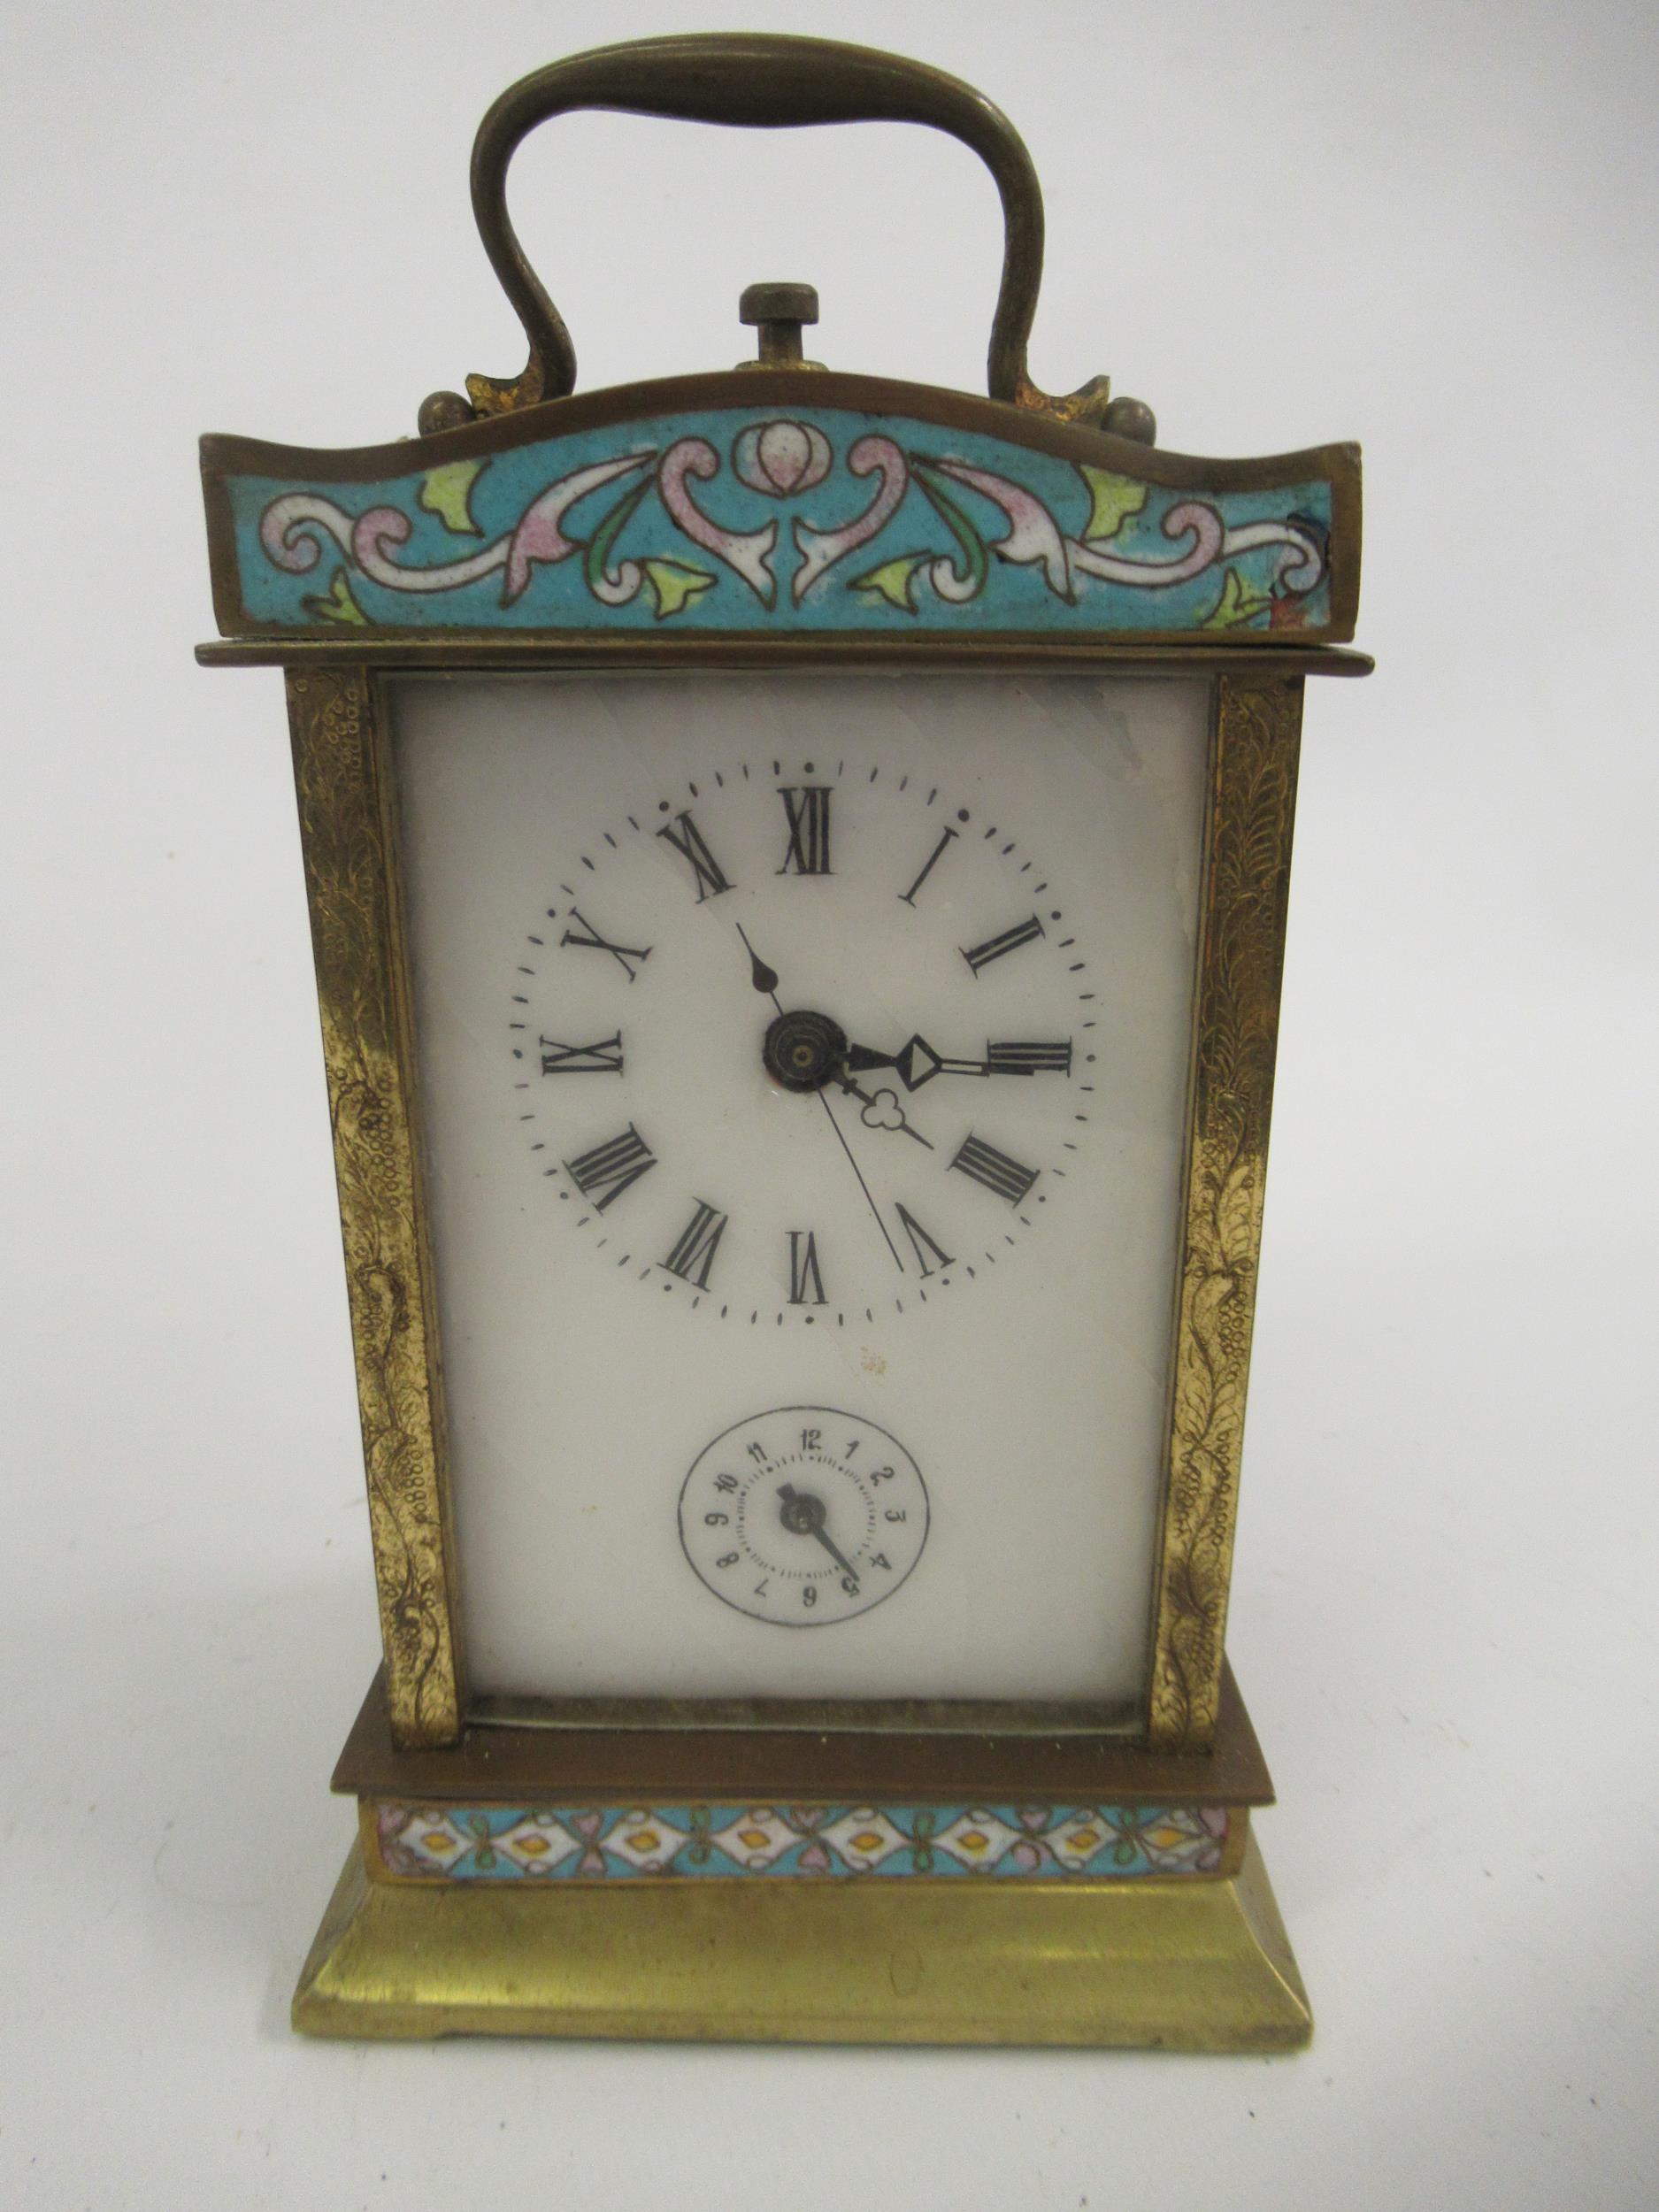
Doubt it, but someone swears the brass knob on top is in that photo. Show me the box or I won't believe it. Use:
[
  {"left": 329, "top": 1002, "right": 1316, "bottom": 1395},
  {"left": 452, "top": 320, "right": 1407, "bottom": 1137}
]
[{"left": 740, "top": 281, "right": 819, "bottom": 366}]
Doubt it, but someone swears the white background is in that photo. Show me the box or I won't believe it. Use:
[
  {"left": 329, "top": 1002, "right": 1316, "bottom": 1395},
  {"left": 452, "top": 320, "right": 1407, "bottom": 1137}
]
[{"left": 3, "top": 0, "right": 1655, "bottom": 2205}]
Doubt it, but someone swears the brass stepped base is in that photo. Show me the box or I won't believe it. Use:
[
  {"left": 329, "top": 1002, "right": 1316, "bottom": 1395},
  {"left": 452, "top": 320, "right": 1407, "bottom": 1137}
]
[{"left": 293, "top": 1829, "right": 1310, "bottom": 2049}]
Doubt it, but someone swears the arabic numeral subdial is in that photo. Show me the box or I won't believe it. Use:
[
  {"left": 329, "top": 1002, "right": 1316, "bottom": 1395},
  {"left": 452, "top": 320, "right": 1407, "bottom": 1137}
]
[{"left": 679, "top": 1408, "right": 929, "bottom": 1627}]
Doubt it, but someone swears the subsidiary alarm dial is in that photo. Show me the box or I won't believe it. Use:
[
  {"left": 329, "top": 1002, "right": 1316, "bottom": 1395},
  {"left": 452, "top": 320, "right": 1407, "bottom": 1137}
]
[{"left": 679, "top": 1407, "right": 929, "bottom": 1626}]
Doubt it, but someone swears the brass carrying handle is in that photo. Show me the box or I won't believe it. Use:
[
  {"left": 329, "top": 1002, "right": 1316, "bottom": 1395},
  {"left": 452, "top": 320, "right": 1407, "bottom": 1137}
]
[{"left": 455, "top": 32, "right": 1110, "bottom": 426}]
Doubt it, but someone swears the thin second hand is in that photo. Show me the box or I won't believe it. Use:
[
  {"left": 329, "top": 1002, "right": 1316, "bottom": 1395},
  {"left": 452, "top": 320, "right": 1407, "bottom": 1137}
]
[{"left": 816, "top": 1086, "right": 905, "bottom": 1273}]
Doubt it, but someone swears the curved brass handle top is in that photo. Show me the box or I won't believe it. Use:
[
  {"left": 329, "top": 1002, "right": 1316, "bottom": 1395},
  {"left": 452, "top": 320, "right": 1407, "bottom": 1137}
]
[{"left": 449, "top": 32, "right": 1125, "bottom": 431}]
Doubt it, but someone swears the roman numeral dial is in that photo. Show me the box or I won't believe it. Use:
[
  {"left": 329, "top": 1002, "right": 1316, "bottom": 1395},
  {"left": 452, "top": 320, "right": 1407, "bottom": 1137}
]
[
  {"left": 987, "top": 1041, "right": 1072, "bottom": 1075},
  {"left": 895, "top": 1203, "right": 955, "bottom": 1279},
  {"left": 898, "top": 825, "right": 957, "bottom": 907},
  {"left": 778, "top": 786, "right": 832, "bottom": 875},
  {"left": 662, "top": 1202, "right": 728, "bottom": 1289},
  {"left": 787, "top": 1231, "right": 827, "bottom": 1305},
  {"left": 961, "top": 915, "right": 1045, "bottom": 974},
  {"left": 514, "top": 755, "right": 1094, "bottom": 1323},
  {"left": 558, "top": 906, "right": 651, "bottom": 982},
  {"left": 539, "top": 1033, "right": 623, "bottom": 1076},
  {"left": 949, "top": 1133, "right": 1041, "bottom": 1209},
  {"left": 563, "top": 1124, "right": 656, "bottom": 1211},
  {"left": 656, "top": 810, "right": 732, "bottom": 901}
]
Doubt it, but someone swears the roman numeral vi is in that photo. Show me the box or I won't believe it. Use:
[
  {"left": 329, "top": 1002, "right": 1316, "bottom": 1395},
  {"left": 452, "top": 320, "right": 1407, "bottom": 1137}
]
[{"left": 787, "top": 1230, "right": 827, "bottom": 1304}]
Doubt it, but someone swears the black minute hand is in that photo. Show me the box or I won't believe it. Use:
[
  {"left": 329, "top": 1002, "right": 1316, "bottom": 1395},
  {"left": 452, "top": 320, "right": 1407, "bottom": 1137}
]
[{"left": 733, "top": 919, "right": 780, "bottom": 1000}]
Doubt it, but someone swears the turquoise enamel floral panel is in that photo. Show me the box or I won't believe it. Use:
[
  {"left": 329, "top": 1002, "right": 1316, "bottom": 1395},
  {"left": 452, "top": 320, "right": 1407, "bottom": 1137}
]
[
  {"left": 374, "top": 1802, "right": 1231, "bottom": 1880},
  {"left": 213, "top": 396, "right": 1344, "bottom": 638}
]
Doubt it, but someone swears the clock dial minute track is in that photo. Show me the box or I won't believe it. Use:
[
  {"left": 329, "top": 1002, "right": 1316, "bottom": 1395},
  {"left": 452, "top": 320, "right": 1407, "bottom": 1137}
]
[{"left": 514, "top": 752, "right": 1096, "bottom": 1322}]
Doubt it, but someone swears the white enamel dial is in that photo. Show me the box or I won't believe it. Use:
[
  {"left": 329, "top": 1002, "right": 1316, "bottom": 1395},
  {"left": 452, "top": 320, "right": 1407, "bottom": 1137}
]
[
  {"left": 393, "top": 672, "right": 1211, "bottom": 1707},
  {"left": 679, "top": 1407, "right": 929, "bottom": 1626},
  {"left": 509, "top": 751, "right": 1097, "bottom": 1326}
]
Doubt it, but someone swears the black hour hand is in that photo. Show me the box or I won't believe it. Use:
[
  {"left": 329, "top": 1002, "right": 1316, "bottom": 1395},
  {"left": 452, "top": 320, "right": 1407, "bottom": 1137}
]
[
  {"left": 846, "top": 1034, "right": 955, "bottom": 1089},
  {"left": 778, "top": 1483, "right": 860, "bottom": 1586},
  {"left": 846, "top": 1035, "right": 1072, "bottom": 1089}
]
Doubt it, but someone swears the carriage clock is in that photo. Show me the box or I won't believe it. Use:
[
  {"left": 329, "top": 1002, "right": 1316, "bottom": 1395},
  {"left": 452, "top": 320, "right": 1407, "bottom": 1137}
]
[{"left": 197, "top": 34, "right": 1367, "bottom": 2047}]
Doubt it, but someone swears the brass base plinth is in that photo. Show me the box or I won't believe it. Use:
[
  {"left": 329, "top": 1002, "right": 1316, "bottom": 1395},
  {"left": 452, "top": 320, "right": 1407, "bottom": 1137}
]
[{"left": 292, "top": 1832, "right": 1310, "bottom": 2050}]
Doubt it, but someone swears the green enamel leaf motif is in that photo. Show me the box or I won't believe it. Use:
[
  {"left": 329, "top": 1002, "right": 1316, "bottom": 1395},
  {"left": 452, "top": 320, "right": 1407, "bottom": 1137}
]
[
  {"left": 910, "top": 462, "right": 990, "bottom": 594},
  {"left": 303, "top": 566, "right": 368, "bottom": 626},
  {"left": 642, "top": 557, "right": 716, "bottom": 619},
  {"left": 582, "top": 475, "right": 654, "bottom": 594},
  {"left": 1078, "top": 465, "right": 1148, "bottom": 543},
  {"left": 418, "top": 458, "right": 486, "bottom": 536},
  {"left": 849, "top": 550, "right": 932, "bottom": 613},
  {"left": 1202, "top": 565, "right": 1274, "bottom": 630}
]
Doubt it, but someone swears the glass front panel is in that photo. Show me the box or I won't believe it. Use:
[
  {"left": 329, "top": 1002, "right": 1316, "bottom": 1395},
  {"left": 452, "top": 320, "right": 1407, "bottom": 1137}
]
[{"left": 390, "top": 672, "right": 1209, "bottom": 1713}]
